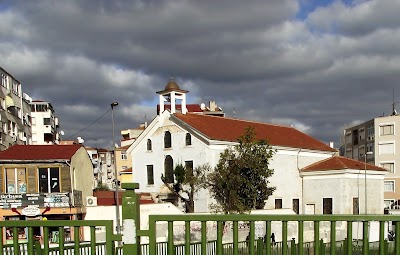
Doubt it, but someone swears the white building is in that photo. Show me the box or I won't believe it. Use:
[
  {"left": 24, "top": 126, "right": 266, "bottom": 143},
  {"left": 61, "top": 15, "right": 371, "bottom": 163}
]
[
  {"left": 30, "top": 100, "right": 61, "bottom": 145},
  {"left": 128, "top": 80, "right": 386, "bottom": 215},
  {"left": 0, "top": 66, "right": 32, "bottom": 149},
  {"left": 343, "top": 112, "right": 400, "bottom": 210}
]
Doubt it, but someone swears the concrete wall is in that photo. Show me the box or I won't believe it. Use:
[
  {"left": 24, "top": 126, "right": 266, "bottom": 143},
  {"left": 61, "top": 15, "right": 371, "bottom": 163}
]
[
  {"left": 303, "top": 172, "right": 385, "bottom": 214},
  {"left": 375, "top": 115, "right": 400, "bottom": 204},
  {"left": 71, "top": 147, "right": 95, "bottom": 204}
]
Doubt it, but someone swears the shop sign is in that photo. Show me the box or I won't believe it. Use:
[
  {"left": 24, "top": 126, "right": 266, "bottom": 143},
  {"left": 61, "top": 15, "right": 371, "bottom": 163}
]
[
  {"left": 22, "top": 206, "right": 41, "bottom": 217},
  {"left": 0, "top": 193, "right": 70, "bottom": 209}
]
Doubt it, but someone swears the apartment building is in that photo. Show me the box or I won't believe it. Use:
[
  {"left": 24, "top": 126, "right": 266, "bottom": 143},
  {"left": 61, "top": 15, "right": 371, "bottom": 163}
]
[
  {"left": 0, "top": 67, "right": 32, "bottom": 150},
  {"left": 30, "top": 100, "right": 61, "bottom": 145},
  {"left": 342, "top": 113, "right": 400, "bottom": 209}
]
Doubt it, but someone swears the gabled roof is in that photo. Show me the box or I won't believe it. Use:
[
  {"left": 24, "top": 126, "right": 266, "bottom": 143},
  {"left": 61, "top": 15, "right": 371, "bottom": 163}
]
[
  {"left": 301, "top": 156, "right": 386, "bottom": 172},
  {"left": 173, "top": 113, "right": 336, "bottom": 152},
  {"left": 0, "top": 144, "right": 83, "bottom": 161}
]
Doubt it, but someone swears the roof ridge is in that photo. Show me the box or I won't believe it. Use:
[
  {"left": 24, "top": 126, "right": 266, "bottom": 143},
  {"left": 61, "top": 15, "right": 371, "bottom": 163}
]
[
  {"left": 182, "top": 113, "right": 294, "bottom": 129},
  {"left": 301, "top": 156, "right": 334, "bottom": 171},
  {"left": 336, "top": 156, "right": 350, "bottom": 169}
]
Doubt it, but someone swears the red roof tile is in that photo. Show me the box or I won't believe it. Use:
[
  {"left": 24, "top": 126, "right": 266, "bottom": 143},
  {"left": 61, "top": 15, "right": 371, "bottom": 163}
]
[
  {"left": 173, "top": 113, "right": 336, "bottom": 152},
  {"left": 0, "top": 144, "right": 83, "bottom": 161},
  {"left": 157, "top": 104, "right": 203, "bottom": 114},
  {"left": 301, "top": 156, "right": 386, "bottom": 172}
]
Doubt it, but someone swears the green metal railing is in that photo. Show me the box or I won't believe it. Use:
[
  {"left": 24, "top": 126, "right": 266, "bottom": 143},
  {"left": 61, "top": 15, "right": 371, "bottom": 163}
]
[
  {"left": 143, "top": 214, "right": 400, "bottom": 255},
  {"left": 0, "top": 220, "right": 116, "bottom": 255},
  {"left": 2, "top": 183, "right": 400, "bottom": 255}
]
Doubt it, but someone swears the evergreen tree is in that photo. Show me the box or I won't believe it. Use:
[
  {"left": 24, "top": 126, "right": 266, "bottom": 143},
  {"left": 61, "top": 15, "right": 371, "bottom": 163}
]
[{"left": 208, "top": 127, "right": 276, "bottom": 214}]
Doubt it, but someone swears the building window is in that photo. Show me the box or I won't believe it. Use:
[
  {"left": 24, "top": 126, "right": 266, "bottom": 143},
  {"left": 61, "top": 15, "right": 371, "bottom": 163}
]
[
  {"left": 164, "top": 131, "right": 171, "bottom": 148},
  {"left": 379, "top": 142, "right": 394, "bottom": 155},
  {"left": 323, "top": 198, "right": 333, "bottom": 214},
  {"left": 38, "top": 168, "right": 60, "bottom": 193},
  {"left": 185, "top": 160, "right": 194, "bottom": 180},
  {"left": 380, "top": 124, "right": 394, "bottom": 136},
  {"left": 352, "top": 130, "right": 358, "bottom": 145},
  {"left": 35, "top": 104, "right": 47, "bottom": 112},
  {"left": 384, "top": 199, "right": 395, "bottom": 209},
  {"left": 366, "top": 143, "right": 374, "bottom": 153},
  {"left": 384, "top": 181, "right": 395, "bottom": 192},
  {"left": 147, "top": 165, "right": 154, "bottom": 185},
  {"left": 380, "top": 162, "right": 395, "bottom": 173},
  {"left": 43, "top": 118, "right": 51, "bottom": 125},
  {"left": 353, "top": 197, "right": 359, "bottom": 215},
  {"left": 367, "top": 124, "right": 374, "bottom": 136},
  {"left": 185, "top": 133, "right": 192, "bottom": 146},
  {"left": 164, "top": 155, "right": 174, "bottom": 183},
  {"left": 147, "top": 139, "right": 152, "bottom": 151},
  {"left": 5, "top": 168, "right": 27, "bottom": 193},
  {"left": 345, "top": 133, "right": 351, "bottom": 144},
  {"left": 121, "top": 151, "right": 127, "bottom": 160},
  {"left": 292, "top": 199, "right": 299, "bottom": 214},
  {"left": 275, "top": 199, "right": 282, "bottom": 209},
  {"left": 0, "top": 74, "right": 6, "bottom": 88}
]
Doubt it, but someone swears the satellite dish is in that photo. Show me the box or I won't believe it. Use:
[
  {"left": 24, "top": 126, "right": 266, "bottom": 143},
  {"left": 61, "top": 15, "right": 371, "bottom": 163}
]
[
  {"left": 60, "top": 130, "right": 65, "bottom": 136},
  {"left": 200, "top": 103, "right": 206, "bottom": 110}
]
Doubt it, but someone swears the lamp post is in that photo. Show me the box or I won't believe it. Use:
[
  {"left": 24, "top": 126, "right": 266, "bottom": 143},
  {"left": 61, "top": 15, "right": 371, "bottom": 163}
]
[
  {"left": 364, "top": 151, "right": 373, "bottom": 214},
  {"left": 111, "top": 102, "right": 121, "bottom": 235}
]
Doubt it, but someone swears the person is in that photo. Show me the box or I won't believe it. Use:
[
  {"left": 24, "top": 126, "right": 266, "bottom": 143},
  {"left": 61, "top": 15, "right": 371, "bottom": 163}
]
[{"left": 271, "top": 233, "right": 276, "bottom": 245}]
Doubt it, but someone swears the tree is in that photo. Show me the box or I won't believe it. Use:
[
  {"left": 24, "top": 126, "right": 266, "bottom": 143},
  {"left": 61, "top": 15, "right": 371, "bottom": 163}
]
[
  {"left": 208, "top": 126, "right": 276, "bottom": 214},
  {"left": 161, "top": 163, "right": 210, "bottom": 213}
]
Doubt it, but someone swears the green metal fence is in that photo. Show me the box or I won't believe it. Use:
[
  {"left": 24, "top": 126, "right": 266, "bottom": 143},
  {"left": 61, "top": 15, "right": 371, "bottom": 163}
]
[
  {"left": 142, "top": 214, "right": 400, "bottom": 255},
  {"left": 0, "top": 220, "right": 116, "bottom": 255},
  {"left": 2, "top": 183, "right": 400, "bottom": 255}
]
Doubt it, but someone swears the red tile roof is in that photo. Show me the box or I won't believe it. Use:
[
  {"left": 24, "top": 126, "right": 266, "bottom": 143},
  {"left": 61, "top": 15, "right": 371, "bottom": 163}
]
[
  {"left": 0, "top": 144, "right": 83, "bottom": 161},
  {"left": 157, "top": 104, "right": 203, "bottom": 114},
  {"left": 301, "top": 156, "right": 386, "bottom": 172},
  {"left": 173, "top": 113, "right": 336, "bottom": 152}
]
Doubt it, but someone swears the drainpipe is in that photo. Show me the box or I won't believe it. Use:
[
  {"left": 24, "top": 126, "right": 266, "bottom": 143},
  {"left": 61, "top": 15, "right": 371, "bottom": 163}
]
[
  {"left": 66, "top": 160, "right": 75, "bottom": 207},
  {"left": 297, "top": 149, "right": 303, "bottom": 214}
]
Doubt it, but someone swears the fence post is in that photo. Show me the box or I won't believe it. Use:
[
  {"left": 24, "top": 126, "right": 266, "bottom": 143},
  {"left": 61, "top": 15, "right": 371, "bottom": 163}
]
[
  {"left": 320, "top": 239, "right": 324, "bottom": 255},
  {"left": 121, "top": 183, "right": 141, "bottom": 255},
  {"left": 291, "top": 238, "right": 296, "bottom": 255},
  {"left": 34, "top": 239, "right": 42, "bottom": 255}
]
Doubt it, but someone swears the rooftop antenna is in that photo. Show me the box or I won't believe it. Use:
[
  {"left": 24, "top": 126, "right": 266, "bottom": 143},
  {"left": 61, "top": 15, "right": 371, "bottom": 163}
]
[{"left": 391, "top": 89, "right": 398, "bottom": 116}]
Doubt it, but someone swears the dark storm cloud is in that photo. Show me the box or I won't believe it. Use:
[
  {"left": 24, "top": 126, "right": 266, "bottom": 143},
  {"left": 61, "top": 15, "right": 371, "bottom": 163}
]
[{"left": 0, "top": 0, "right": 399, "bottom": 148}]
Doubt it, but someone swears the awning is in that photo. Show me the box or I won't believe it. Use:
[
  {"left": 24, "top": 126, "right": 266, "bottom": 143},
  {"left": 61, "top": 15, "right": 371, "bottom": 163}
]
[{"left": 5, "top": 95, "right": 15, "bottom": 108}]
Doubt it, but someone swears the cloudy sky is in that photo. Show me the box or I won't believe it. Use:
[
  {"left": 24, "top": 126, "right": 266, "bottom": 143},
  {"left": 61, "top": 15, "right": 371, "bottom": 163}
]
[{"left": 1, "top": 0, "right": 399, "bottom": 149}]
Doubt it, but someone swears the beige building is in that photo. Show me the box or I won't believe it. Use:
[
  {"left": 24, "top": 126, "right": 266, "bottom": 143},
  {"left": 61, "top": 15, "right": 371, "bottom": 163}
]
[
  {"left": 0, "top": 144, "right": 94, "bottom": 243},
  {"left": 115, "top": 145, "right": 132, "bottom": 183},
  {"left": 0, "top": 66, "right": 32, "bottom": 150},
  {"left": 342, "top": 113, "right": 400, "bottom": 210}
]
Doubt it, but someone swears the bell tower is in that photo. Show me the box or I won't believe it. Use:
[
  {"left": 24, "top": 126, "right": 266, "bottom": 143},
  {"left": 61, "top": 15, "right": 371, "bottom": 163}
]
[{"left": 157, "top": 78, "right": 188, "bottom": 115}]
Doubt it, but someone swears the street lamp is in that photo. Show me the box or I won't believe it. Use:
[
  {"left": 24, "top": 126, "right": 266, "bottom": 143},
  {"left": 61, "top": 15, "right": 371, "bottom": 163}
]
[
  {"left": 111, "top": 102, "right": 121, "bottom": 235},
  {"left": 364, "top": 151, "right": 373, "bottom": 214}
]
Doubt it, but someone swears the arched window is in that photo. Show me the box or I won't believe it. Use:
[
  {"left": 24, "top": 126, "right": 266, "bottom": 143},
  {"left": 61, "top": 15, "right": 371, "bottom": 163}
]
[
  {"left": 147, "top": 139, "right": 152, "bottom": 151},
  {"left": 164, "top": 155, "right": 174, "bottom": 183},
  {"left": 185, "top": 133, "right": 192, "bottom": 146},
  {"left": 164, "top": 131, "right": 171, "bottom": 148}
]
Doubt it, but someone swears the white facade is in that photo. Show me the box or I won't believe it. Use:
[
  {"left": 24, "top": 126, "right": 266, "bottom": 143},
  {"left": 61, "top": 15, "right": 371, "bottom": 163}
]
[
  {"left": 129, "top": 110, "right": 336, "bottom": 213},
  {"left": 302, "top": 170, "right": 385, "bottom": 215},
  {"left": 30, "top": 101, "right": 60, "bottom": 145}
]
